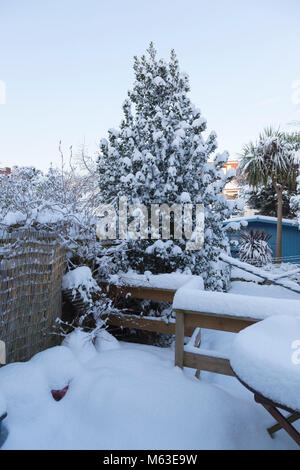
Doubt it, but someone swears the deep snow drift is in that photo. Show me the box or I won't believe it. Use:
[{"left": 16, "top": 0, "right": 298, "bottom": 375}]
[{"left": 0, "top": 327, "right": 298, "bottom": 450}]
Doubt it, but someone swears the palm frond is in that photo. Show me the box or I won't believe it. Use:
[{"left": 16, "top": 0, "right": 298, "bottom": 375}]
[{"left": 238, "top": 127, "right": 298, "bottom": 190}]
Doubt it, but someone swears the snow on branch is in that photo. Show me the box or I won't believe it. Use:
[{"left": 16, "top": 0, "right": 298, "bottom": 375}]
[{"left": 220, "top": 253, "right": 300, "bottom": 295}]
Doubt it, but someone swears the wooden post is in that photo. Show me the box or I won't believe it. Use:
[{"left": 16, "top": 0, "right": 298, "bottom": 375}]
[
  {"left": 175, "top": 311, "right": 185, "bottom": 368},
  {"left": 275, "top": 187, "right": 283, "bottom": 262},
  {"left": 193, "top": 328, "right": 201, "bottom": 379},
  {"left": 0, "top": 340, "right": 6, "bottom": 366}
]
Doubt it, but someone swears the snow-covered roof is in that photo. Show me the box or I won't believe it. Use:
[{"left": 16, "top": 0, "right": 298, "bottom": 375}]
[{"left": 225, "top": 215, "right": 299, "bottom": 228}]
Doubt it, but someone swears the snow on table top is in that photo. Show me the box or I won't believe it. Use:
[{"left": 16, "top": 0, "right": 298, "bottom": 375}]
[
  {"left": 108, "top": 271, "right": 204, "bottom": 291},
  {"left": 173, "top": 287, "right": 300, "bottom": 320},
  {"left": 230, "top": 315, "right": 300, "bottom": 411}
]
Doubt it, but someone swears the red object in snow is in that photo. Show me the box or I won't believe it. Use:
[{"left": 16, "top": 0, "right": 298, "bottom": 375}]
[{"left": 51, "top": 385, "right": 69, "bottom": 401}]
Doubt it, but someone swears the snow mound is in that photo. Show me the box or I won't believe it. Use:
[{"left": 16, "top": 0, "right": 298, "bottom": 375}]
[
  {"left": 62, "top": 329, "right": 98, "bottom": 364},
  {"left": 29, "top": 345, "right": 82, "bottom": 389},
  {"left": 0, "top": 341, "right": 289, "bottom": 450},
  {"left": 94, "top": 329, "right": 120, "bottom": 353},
  {"left": 230, "top": 315, "right": 300, "bottom": 411}
]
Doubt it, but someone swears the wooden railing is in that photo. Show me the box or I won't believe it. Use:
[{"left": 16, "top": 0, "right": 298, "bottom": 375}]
[
  {"left": 99, "top": 280, "right": 195, "bottom": 337},
  {"left": 174, "top": 309, "right": 259, "bottom": 376},
  {"left": 100, "top": 278, "right": 263, "bottom": 377},
  {"left": 98, "top": 281, "right": 176, "bottom": 303}
]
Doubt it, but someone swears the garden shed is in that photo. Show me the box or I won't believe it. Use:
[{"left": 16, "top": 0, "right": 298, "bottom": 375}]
[{"left": 226, "top": 216, "right": 300, "bottom": 263}]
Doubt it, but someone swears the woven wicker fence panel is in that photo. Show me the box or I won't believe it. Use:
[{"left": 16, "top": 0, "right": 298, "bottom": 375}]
[{"left": 0, "top": 229, "right": 66, "bottom": 363}]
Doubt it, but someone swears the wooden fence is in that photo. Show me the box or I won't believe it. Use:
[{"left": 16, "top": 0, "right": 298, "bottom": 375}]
[
  {"left": 0, "top": 229, "right": 66, "bottom": 363},
  {"left": 99, "top": 281, "right": 199, "bottom": 337}
]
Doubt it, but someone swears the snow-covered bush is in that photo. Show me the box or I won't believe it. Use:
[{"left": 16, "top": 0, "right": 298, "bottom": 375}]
[
  {"left": 0, "top": 156, "right": 105, "bottom": 271},
  {"left": 60, "top": 266, "right": 119, "bottom": 332},
  {"left": 62, "top": 266, "right": 100, "bottom": 305},
  {"left": 239, "top": 229, "right": 273, "bottom": 267},
  {"left": 98, "top": 43, "right": 242, "bottom": 291}
]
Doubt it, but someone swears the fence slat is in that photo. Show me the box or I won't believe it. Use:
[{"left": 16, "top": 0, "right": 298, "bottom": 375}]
[{"left": 183, "top": 351, "right": 234, "bottom": 376}]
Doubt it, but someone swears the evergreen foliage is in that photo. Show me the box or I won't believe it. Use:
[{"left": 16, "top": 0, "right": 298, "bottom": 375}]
[{"left": 98, "top": 43, "right": 241, "bottom": 290}]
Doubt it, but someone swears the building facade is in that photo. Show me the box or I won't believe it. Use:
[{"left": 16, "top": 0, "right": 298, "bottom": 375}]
[{"left": 0, "top": 167, "right": 11, "bottom": 176}]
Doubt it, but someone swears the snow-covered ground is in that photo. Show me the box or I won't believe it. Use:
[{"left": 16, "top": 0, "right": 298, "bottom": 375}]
[
  {"left": 0, "top": 276, "right": 299, "bottom": 450},
  {"left": 231, "top": 263, "right": 300, "bottom": 285},
  {"left": 0, "top": 328, "right": 299, "bottom": 449}
]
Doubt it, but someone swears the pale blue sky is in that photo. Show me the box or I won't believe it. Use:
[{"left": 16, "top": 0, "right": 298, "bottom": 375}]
[{"left": 0, "top": 0, "right": 299, "bottom": 170}]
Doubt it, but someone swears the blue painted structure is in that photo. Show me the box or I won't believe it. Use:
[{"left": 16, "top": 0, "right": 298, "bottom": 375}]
[{"left": 225, "top": 216, "right": 300, "bottom": 264}]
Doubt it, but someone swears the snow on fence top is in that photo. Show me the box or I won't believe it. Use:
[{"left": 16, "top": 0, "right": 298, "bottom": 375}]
[
  {"left": 62, "top": 266, "right": 97, "bottom": 291},
  {"left": 230, "top": 315, "right": 300, "bottom": 412},
  {"left": 108, "top": 271, "right": 204, "bottom": 291},
  {"left": 173, "top": 287, "right": 300, "bottom": 320}
]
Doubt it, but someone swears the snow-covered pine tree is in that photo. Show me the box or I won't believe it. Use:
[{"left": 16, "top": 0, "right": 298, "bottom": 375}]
[{"left": 98, "top": 43, "right": 241, "bottom": 291}]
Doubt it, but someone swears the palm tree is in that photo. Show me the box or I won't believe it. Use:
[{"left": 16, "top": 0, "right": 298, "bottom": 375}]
[{"left": 238, "top": 128, "right": 299, "bottom": 262}]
